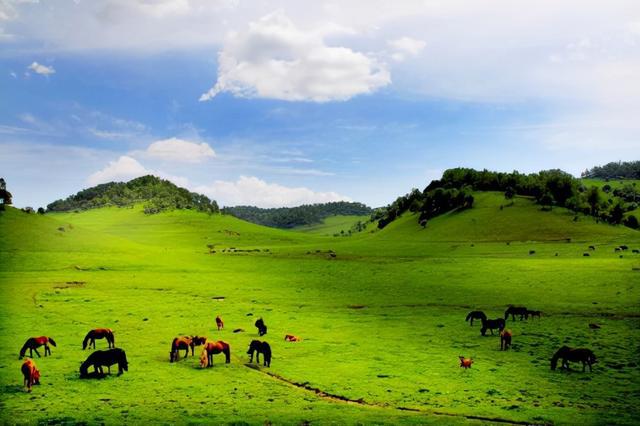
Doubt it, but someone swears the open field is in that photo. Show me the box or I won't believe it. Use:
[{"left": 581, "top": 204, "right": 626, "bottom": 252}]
[
  {"left": 1, "top": 192, "right": 640, "bottom": 425},
  {"left": 291, "top": 214, "right": 370, "bottom": 236}
]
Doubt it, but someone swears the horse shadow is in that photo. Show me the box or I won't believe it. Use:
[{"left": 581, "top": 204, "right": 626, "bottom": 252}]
[{"left": 1, "top": 384, "right": 25, "bottom": 394}]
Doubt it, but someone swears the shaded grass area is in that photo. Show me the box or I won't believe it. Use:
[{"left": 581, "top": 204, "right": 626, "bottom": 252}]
[{"left": 1, "top": 193, "right": 639, "bottom": 425}]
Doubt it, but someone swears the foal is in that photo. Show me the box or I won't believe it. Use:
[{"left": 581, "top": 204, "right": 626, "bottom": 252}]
[{"left": 21, "top": 359, "right": 41, "bottom": 392}]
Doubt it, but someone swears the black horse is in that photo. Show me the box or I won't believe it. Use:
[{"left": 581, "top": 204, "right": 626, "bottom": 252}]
[
  {"left": 480, "top": 318, "right": 505, "bottom": 336},
  {"left": 504, "top": 306, "right": 528, "bottom": 321},
  {"left": 247, "top": 340, "right": 271, "bottom": 367},
  {"left": 255, "top": 318, "right": 268, "bottom": 336},
  {"left": 551, "top": 346, "right": 597, "bottom": 372},
  {"left": 527, "top": 310, "right": 541, "bottom": 319},
  {"left": 80, "top": 348, "right": 128, "bottom": 378},
  {"left": 465, "top": 311, "right": 487, "bottom": 326}
]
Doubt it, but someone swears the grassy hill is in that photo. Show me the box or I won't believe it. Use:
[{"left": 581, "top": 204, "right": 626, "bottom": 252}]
[
  {"left": 1, "top": 193, "right": 639, "bottom": 424},
  {"left": 291, "top": 214, "right": 371, "bottom": 236}
]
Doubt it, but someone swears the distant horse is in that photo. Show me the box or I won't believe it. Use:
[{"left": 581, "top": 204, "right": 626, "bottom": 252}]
[
  {"left": 201, "top": 341, "right": 231, "bottom": 367},
  {"left": 480, "top": 318, "right": 505, "bottom": 336},
  {"left": 551, "top": 346, "right": 597, "bottom": 372},
  {"left": 459, "top": 356, "right": 473, "bottom": 369},
  {"left": 504, "top": 306, "right": 528, "bottom": 321},
  {"left": 255, "top": 318, "right": 268, "bottom": 336},
  {"left": 465, "top": 311, "right": 487, "bottom": 326},
  {"left": 216, "top": 315, "right": 224, "bottom": 331},
  {"left": 83, "top": 328, "right": 115, "bottom": 350},
  {"left": 169, "top": 336, "right": 200, "bottom": 362},
  {"left": 500, "top": 329, "right": 512, "bottom": 350},
  {"left": 247, "top": 340, "right": 271, "bottom": 367},
  {"left": 21, "top": 359, "right": 40, "bottom": 392},
  {"left": 527, "top": 310, "right": 541, "bottom": 319},
  {"left": 19, "top": 336, "right": 57, "bottom": 359},
  {"left": 80, "top": 348, "right": 128, "bottom": 378},
  {"left": 284, "top": 334, "right": 301, "bottom": 342}
]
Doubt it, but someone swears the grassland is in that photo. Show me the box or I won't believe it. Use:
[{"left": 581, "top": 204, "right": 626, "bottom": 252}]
[
  {"left": 291, "top": 214, "right": 369, "bottom": 235},
  {"left": 1, "top": 192, "right": 639, "bottom": 425}
]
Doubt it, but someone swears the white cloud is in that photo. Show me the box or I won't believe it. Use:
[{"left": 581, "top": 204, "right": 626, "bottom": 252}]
[
  {"left": 199, "top": 11, "right": 390, "bottom": 102},
  {"left": 388, "top": 36, "right": 426, "bottom": 61},
  {"left": 142, "top": 137, "right": 216, "bottom": 163},
  {"left": 195, "top": 175, "right": 350, "bottom": 207},
  {"left": 87, "top": 155, "right": 151, "bottom": 186},
  {"left": 26, "top": 61, "right": 55, "bottom": 76}
]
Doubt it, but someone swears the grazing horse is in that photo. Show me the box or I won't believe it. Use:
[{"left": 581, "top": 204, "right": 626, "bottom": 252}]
[
  {"left": 170, "top": 336, "right": 196, "bottom": 362},
  {"left": 551, "top": 346, "right": 597, "bottom": 372},
  {"left": 21, "top": 359, "right": 40, "bottom": 392},
  {"left": 80, "top": 348, "right": 128, "bottom": 378},
  {"left": 527, "top": 310, "right": 541, "bottom": 319},
  {"left": 459, "top": 356, "right": 473, "bottom": 369},
  {"left": 500, "top": 329, "right": 512, "bottom": 350},
  {"left": 19, "top": 336, "right": 57, "bottom": 359},
  {"left": 480, "top": 318, "right": 505, "bottom": 336},
  {"left": 504, "top": 306, "right": 528, "bottom": 321},
  {"left": 201, "top": 341, "right": 231, "bottom": 367},
  {"left": 247, "top": 340, "right": 271, "bottom": 367},
  {"left": 255, "top": 318, "right": 268, "bottom": 336},
  {"left": 216, "top": 315, "right": 224, "bottom": 331},
  {"left": 284, "top": 334, "right": 301, "bottom": 342},
  {"left": 82, "top": 328, "right": 115, "bottom": 350},
  {"left": 465, "top": 311, "right": 487, "bottom": 326}
]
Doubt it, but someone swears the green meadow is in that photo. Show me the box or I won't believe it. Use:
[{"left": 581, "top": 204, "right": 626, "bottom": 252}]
[{"left": 1, "top": 192, "right": 639, "bottom": 425}]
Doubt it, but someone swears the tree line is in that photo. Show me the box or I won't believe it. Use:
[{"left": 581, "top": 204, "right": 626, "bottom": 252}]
[
  {"left": 581, "top": 161, "right": 640, "bottom": 179},
  {"left": 46, "top": 175, "right": 220, "bottom": 215},
  {"left": 374, "top": 167, "right": 639, "bottom": 230},
  {"left": 222, "top": 202, "right": 372, "bottom": 229}
]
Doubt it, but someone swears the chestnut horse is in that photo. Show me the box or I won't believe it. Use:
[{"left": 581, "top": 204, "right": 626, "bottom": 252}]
[
  {"left": 169, "top": 336, "right": 206, "bottom": 362},
  {"left": 83, "top": 328, "right": 115, "bottom": 350},
  {"left": 459, "top": 356, "right": 473, "bottom": 369},
  {"left": 500, "top": 329, "right": 512, "bottom": 350},
  {"left": 551, "top": 346, "right": 597, "bottom": 372},
  {"left": 19, "top": 336, "right": 57, "bottom": 359},
  {"left": 201, "top": 341, "right": 231, "bottom": 367},
  {"left": 80, "top": 348, "right": 128, "bottom": 377},
  {"left": 21, "top": 359, "right": 40, "bottom": 392},
  {"left": 284, "top": 334, "right": 301, "bottom": 342},
  {"left": 216, "top": 315, "right": 224, "bottom": 331}
]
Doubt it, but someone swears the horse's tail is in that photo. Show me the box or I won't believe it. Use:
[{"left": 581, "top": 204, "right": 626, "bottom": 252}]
[
  {"left": 224, "top": 345, "right": 231, "bottom": 363},
  {"left": 108, "top": 330, "right": 115, "bottom": 346},
  {"left": 47, "top": 337, "right": 57, "bottom": 347},
  {"left": 82, "top": 332, "right": 92, "bottom": 350},
  {"left": 19, "top": 341, "right": 29, "bottom": 359}
]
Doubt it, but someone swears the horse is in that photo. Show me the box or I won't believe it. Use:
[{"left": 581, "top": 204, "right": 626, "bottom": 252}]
[
  {"left": 527, "top": 310, "right": 541, "bottom": 319},
  {"left": 21, "top": 359, "right": 41, "bottom": 392},
  {"left": 80, "top": 348, "right": 128, "bottom": 378},
  {"left": 459, "top": 356, "right": 473, "bottom": 369},
  {"left": 247, "top": 340, "right": 271, "bottom": 367},
  {"left": 216, "top": 315, "right": 224, "bottom": 331},
  {"left": 465, "top": 311, "right": 487, "bottom": 326},
  {"left": 82, "top": 328, "right": 115, "bottom": 350},
  {"left": 19, "top": 336, "right": 57, "bottom": 359},
  {"left": 551, "top": 346, "right": 597, "bottom": 372},
  {"left": 480, "top": 318, "right": 505, "bottom": 336},
  {"left": 255, "top": 318, "right": 267, "bottom": 336},
  {"left": 169, "top": 336, "right": 198, "bottom": 362},
  {"left": 201, "top": 341, "right": 231, "bottom": 367},
  {"left": 284, "top": 334, "right": 301, "bottom": 342},
  {"left": 500, "top": 329, "right": 512, "bottom": 350},
  {"left": 504, "top": 306, "right": 528, "bottom": 321}
]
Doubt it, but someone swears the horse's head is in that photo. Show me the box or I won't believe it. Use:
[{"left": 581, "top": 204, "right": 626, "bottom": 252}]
[
  {"left": 119, "top": 351, "right": 129, "bottom": 372},
  {"left": 33, "top": 368, "right": 41, "bottom": 383},
  {"left": 247, "top": 340, "right": 259, "bottom": 354}
]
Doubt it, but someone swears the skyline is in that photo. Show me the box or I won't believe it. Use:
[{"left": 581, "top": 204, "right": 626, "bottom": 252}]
[{"left": 1, "top": 1, "right": 639, "bottom": 209}]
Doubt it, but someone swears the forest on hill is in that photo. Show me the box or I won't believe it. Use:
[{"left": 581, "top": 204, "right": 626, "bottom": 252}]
[
  {"left": 374, "top": 166, "right": 639, "bottom": 230},
  {"left": 222, "top": 202, "right": 372, "bottom": 228},
  {"left": 581, "top": 161, "right": 640, "bottom": 179},
  {"left": 46, "top": 175, "right": 219, "bottom": 214}
]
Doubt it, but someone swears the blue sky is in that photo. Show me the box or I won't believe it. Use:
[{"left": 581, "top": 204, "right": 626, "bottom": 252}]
[{"left": 1, "top": 1, "right": 639, "bottom": 208}]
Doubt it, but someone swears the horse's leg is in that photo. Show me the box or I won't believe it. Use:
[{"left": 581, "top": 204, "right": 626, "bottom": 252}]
[
  {"left": 33, "top": 348, "right": 40, "bottom": 358},
  {"left": 45, "top": 344, "right": 50, "bottom": 356}
]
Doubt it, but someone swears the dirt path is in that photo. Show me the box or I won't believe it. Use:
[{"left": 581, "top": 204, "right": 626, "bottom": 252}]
[{"left": 242, "top": 363, "right": 541, "bottom": 425}]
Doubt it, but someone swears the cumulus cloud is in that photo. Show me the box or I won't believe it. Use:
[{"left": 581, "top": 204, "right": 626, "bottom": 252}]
[
  {"left": 86, "top": 155, "right": 191, "bottom": 187},
  {"left": 194, "top": 175, "right": 350, "bottom": 208},
  {"left": 388, "top": 36, "right": 426, "bottom": 61},
  {"left": 142, "top": 137, "right": 216, "bottom": 163},
  {"left": 199, "top": 11, "right": 390, "bottom": 102},
  {"left": 27, "top": 61, "right": 55, "bottom": 76}
]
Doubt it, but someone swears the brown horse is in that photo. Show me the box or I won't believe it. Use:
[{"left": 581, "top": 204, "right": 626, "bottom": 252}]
[
  {"left": 19, "top": 336, "right": 57, "bottom": 359},
  {"left": 284, "top": 334, "right": 301, "bottom": 342},
  {"left": 500, "top": 329, "right": 512, "bottom": 350},
  {"left": 216, "top": 316, "right": 224, "bottom": 331},
  {"left": 459, "top": 356, "right": 473, "bottom": 369},
  {"left": 21, "top": 359, "right": 40, "bottom": 392},
  {"left": 83, "top": 328, "right": 115, "bottom": 350},
  {"left": 201, "top": 340, "right": 231, "bottom": 367}
]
